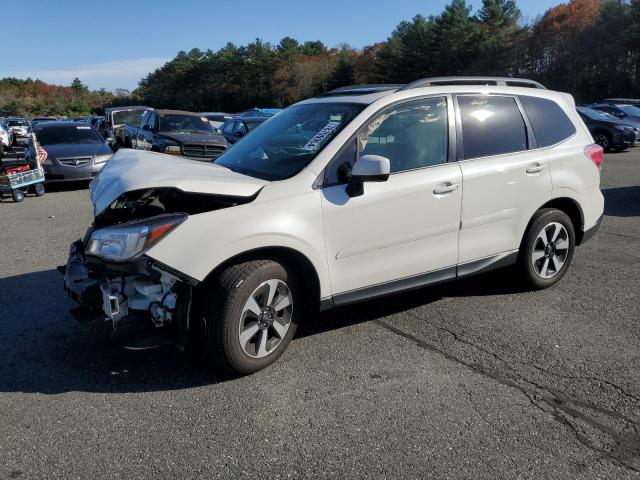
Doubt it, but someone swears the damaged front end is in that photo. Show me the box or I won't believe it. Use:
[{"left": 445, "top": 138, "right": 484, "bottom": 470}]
[{"left": 63, "top": 187, "right": 255, "bottom": 346}]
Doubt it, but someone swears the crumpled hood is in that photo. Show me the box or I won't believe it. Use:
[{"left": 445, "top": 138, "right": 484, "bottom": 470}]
[{"left": 89, "top": 149, "right": 268, "bottom": 216}]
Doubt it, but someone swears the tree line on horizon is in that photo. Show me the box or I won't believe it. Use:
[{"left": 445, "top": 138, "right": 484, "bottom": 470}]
[{"left": 1, "top": 0, "right": 639, "bottom": 118}]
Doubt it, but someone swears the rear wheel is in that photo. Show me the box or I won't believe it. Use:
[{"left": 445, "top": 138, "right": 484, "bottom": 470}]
[
  {"left": 204, "top": 260, "right": 298, "bottom": 375},
  {"left": 519, "top": 209, "right": 575, "bottom": 290},
  {"left": 34, "top": 183, "right": 45, "bottom": 197}
]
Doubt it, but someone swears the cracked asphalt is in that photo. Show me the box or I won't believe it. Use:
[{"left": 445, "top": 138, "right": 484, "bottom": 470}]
[{"left": 1, "top": 148, "right": 639, "bottom": 479}]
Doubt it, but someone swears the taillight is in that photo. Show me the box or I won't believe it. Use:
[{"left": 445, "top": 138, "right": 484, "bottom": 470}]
[{"left": 585, "top": 144, "right": 604, "bottom": 168}]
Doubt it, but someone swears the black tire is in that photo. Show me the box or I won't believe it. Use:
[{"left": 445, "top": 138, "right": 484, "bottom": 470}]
[
  {"left": 518, "top": 208, "right": 576, "bottom": 290},
  {"left": 12, "top": 189, "right": 25, "bottom": 203},
  {"left": 204, "top": 260, "right": 299, "bottom": 375},
  {"left": 34, "top": 183, "right": 45, "bottom": 197},
  {"left": 593, "top": 131, "right": 612, "bottom": 151}
]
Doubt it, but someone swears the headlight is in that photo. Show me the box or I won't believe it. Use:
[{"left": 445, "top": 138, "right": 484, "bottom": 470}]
[
  {"left": 164, "top": 145, "right": 181, "bottom": 155},
  {"left": 94, "top": 154, "right": 112, "bottom": 164},
  {"left": 85, "top": 214, "right": 186, "bottom": 262}
]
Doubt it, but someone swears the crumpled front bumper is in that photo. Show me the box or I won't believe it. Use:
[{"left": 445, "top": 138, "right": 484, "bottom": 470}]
[{"left": 63, "top": 240, "right": 101, "bottom": 308}]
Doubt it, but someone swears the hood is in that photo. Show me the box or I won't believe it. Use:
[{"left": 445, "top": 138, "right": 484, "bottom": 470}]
[
  {"left": 89, "top": 149, "right": 268, "bottom": 215},
  {"left": 43, "top": 142, "right": 111, "bottom": 159},
  {"left": 158, "top": 131, "right": 228, "bottom": 146}
]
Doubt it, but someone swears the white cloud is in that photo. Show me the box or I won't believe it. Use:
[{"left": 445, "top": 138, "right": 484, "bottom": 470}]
[{"left": 0, "top": 57, "right": 170, "bottom": 92}]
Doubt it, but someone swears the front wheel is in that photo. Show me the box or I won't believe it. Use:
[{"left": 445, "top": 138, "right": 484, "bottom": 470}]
[
  {"left": 519, "top": 209, "right": 576, "bottom": 290},
  {"left": 593, "top": 132, "right": 612, "bottom": 151},
  {"left": 204, "top": 260, "right": 298, "bottom": 375},
  {"left": 12, "top": 189, "right": 25, "bottom": 203}
]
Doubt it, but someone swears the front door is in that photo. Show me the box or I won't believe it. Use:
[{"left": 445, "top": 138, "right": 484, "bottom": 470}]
[{"left": 321, "top": 96, "right": 462, "bottom": 301}]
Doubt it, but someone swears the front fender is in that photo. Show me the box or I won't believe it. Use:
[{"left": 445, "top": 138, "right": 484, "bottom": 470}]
[{"left": 145, "top": 188, "right": 331, "bottom": 297}]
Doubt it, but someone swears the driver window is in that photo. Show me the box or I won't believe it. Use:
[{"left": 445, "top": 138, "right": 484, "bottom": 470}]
[{"left": 358, "top": 97, "right": 448, "bottom": 173}]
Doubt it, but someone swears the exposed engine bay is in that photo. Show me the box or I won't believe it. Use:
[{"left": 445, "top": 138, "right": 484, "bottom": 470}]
[
  {"left": 94, "top": 187, "right": 257, "bottom": 227},
  {"left": 63, "top": 187, "right": 258, "bottom": 346}
]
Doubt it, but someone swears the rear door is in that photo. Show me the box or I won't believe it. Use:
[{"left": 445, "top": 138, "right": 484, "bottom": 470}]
[{"left": 455, "top": 94, "right": 552, "bottom": 266}]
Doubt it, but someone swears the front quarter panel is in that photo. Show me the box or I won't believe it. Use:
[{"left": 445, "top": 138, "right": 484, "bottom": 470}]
[{"left": 144, "top": 172, "right": 331, "bottom": 297}]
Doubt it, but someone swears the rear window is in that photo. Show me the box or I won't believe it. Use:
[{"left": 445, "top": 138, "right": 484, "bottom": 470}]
[
  {"left": 458, "top": 95, "right": 528, "bottom": 159},
  {"left": 520, "top": 96, "right": 576, "bottom": 148}
]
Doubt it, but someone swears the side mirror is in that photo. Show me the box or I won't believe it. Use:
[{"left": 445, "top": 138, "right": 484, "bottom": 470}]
[
  {"left": 106, "top": 137, "right": 114, "bottom": 145},
  {"left": 346, "top": 154, "right": 390, "bottom": 197}
]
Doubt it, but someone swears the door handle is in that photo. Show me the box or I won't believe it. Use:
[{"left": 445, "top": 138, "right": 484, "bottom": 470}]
[
  {"left": 433, "top": 183, "right": 459, "bottom": 195},
  {"left": 526, "top": 163, "right": 544, "bottom": 174}
]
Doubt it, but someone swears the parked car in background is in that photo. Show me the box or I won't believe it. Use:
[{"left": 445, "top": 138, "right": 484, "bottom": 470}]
[
  {"left": 602, "top": 98, "right": 640, "bottom": 107},
  {"left": 592, "top": 103, "right": 640, "bottom": 124},
  {"left": 129, "top": 109, "right": 229, "bottom": 161},
  {"left": 6, "top": 118, "right": 30, "bottom": 143},
  {"left": 83, "top": 115, "right": 105, "bottom": 130},
  {"left": 64, "top": 78, "right": 604, "bottom": 375},
  {"left": 94, "top": 118, "right": 108, "bottom": 139},
  {"left": 31, "top": 117, "right": 58, "bottom": 129},
  {"left": 25, "top": 122, "right": 113, "bottom": 182},
  {"left": 201, "top": 112, "right": 232, "bottom": 129},
  {"left": 104, "top": 106, "right": 153, "bottom": 148},
  {"left": 577, "top": 106, "right": 637, "bottom": 151},
  {"left": 219, "top": 116, "right": 267, "bottom": 144},
  {"left": 238, "top": 108, "right": 282, "bottom": 118},
  {"left": 0, "top": 122, "right": 12, "bottom": 157}
]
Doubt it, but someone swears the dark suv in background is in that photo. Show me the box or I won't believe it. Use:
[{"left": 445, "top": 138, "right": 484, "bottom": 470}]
[{"left": 129, "top": 109, "right": 229, "bottom": 161}]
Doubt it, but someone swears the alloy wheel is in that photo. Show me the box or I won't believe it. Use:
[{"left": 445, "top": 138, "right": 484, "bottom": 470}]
[
  {"left": 238, "top": 279, "right": 293, "bottom": 358},
  {"left": 531, "top": 222, "right": 570, "bottom": 279},
  {"left": 594, "top": 134, "right": 609, "bottom": 149}
]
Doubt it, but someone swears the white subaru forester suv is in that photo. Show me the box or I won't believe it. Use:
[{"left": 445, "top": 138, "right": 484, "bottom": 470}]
[{"left": 64, "top": 77, "right": 604, "bottom": 375}]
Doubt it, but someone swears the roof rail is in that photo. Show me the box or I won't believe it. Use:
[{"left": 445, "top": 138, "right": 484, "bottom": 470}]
[
  {"left": 397, "top": 76, "right": 546, "bottom": 91},
  {"left": 320, "top": 84, "right": 403, "bottom": 97}
]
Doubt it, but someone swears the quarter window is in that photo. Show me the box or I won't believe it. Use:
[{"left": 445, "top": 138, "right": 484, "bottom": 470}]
[
  {"left": 458, "top": 95, "right": 528, "bottom": 159},
  {"left": 358, "top": 97, "right": 449, "bottom": 173},
  {"left": 520, "top": 96, "right": 576, "bottom": 147}
]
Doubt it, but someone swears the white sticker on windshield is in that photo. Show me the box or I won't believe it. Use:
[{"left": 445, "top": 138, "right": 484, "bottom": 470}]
[
  {"left": 76, "top": 126, "right": 91, "bottom": 129},
  {"left": 302, "top": 121, "right": 340, "bottom": 151}
]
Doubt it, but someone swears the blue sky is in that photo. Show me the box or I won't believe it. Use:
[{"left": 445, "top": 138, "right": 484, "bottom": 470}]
[{"left": 2, "top": 0, "right": 559, "bottom": 91}]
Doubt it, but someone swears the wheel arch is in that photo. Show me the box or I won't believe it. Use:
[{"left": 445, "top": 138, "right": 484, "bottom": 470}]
[
  {"left": 198, "top": 246, "right": 322, "bottom": 312},
  {"left": 532, "top": 197, "right": 586, "bottom": 245}
]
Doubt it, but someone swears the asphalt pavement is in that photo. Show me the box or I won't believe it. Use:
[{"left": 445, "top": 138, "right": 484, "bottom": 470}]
[{"left": 0, "top": 148, "right": 639, "bottom": 479}]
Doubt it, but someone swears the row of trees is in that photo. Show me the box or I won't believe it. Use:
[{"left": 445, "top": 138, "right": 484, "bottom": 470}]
[
  {"left": 0, "top": 77, "right": 138, "bottom": 118},
  {"left": 1, "top": 0, "right": 639, "bottom": 116}
]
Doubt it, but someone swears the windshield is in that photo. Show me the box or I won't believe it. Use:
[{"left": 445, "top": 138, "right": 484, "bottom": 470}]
[
  {"left": 112, "top": 110, "right": 147, "bottom": 126},
  {"left": 36, "top": 125, "right": 103, "bottom": 145},
  {"left": 619, "top": 105, "right": 640, "bottom": 116},
  {"left": 578, "top": 107, "right": 618, "bottom": 121},
  {"left": 215, "top": 103, "right": 364, "bottom": 181},
  {"left": 158, "top": 114, "right": 214, "bottom": 133},
  {"left": 8, "top": 120, "right": 28, "bottom": 127}
]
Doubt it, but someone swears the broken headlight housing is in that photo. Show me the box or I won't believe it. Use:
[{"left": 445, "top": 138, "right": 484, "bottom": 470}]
[{"left": 85, "top": 214, "right": 186, "bottom": 262}]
